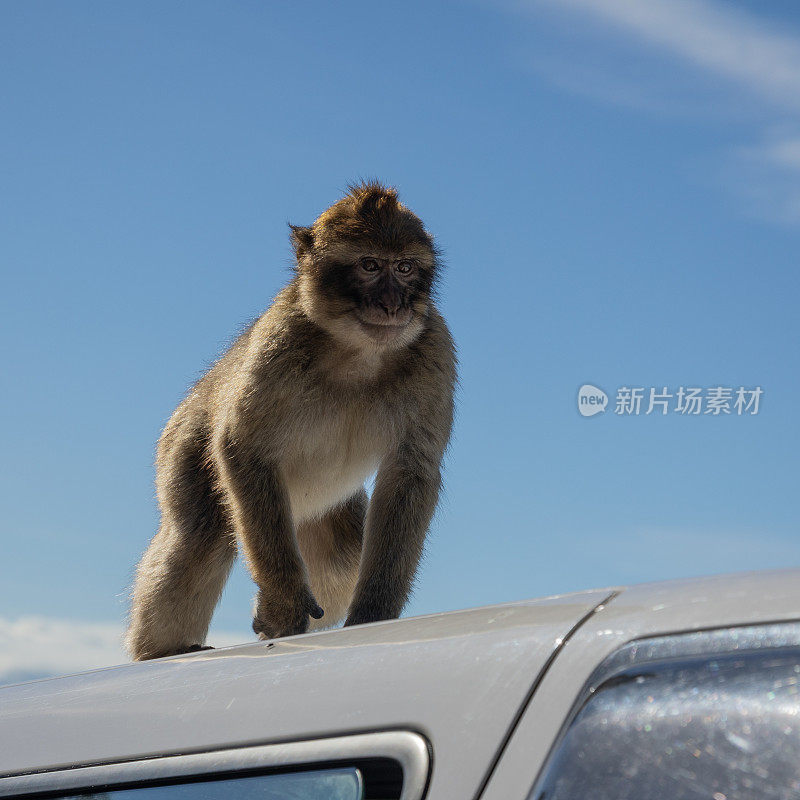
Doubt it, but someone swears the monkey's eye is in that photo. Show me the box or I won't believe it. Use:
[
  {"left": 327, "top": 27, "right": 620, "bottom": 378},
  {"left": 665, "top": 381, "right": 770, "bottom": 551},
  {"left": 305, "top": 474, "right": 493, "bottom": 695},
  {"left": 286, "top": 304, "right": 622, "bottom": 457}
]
[
  {"left": 396, "top": 261, "right": 414, "bottom": 275},
  {"left": 360, "top": 258, "right": 380, "bottom": 273}
]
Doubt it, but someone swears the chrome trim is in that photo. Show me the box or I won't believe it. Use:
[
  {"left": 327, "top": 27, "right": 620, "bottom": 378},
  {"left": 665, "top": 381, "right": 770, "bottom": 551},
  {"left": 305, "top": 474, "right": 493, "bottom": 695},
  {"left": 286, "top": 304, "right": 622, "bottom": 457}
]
[{"left": 0, "top": 731, "right": 429, "bottom": 800}]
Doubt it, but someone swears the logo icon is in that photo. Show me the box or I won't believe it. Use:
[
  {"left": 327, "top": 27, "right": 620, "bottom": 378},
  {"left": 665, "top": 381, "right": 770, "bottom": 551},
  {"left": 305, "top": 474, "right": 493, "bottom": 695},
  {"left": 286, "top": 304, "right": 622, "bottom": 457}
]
[{"left": 578, "top": 384, "right": 608, "bottom": 417}]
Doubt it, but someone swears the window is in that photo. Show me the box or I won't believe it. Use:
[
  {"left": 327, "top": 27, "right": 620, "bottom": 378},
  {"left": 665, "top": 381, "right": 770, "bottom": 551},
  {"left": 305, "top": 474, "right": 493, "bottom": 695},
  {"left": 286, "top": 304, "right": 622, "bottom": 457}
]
[
  {"left": 530, "top": 622, "right": 800, "bottom": 800},
  {"left": 9, "top": 763, "right": 407, "bottom": 800},
  {"left": 58, "top": 769, "right": 364, "bottom": 800},
  {"left": 0, "top": 733, "right": 423, "bottom": 800}
]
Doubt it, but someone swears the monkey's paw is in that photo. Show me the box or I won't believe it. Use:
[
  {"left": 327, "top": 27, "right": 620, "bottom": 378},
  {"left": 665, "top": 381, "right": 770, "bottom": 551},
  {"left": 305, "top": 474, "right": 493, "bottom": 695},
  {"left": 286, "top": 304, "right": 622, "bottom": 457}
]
[
  {"left": 344, "top": 605, "right": 398, "bottom": 628},
  {"left": 252, "top": 586, "right": 324, "bottom": 640}
]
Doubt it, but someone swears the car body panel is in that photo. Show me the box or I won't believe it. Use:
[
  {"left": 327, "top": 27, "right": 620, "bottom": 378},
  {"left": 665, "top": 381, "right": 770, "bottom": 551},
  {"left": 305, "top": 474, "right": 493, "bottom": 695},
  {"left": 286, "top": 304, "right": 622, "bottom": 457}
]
[
  {"left": 0, "top": 590, "right": 610, "bottom": 800},
  {"left": 480, "top": 568, "right": 800, "bottom": 800}
]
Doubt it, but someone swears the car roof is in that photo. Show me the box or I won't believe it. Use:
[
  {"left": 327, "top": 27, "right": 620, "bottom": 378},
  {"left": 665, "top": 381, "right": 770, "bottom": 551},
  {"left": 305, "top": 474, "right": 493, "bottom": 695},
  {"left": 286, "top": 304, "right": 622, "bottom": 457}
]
[
  {"left": 0, "top": 587, "right": 610, "bottom": 797},
  {"left": 2, "top": 568, "right": 799, "bottom": 800}
]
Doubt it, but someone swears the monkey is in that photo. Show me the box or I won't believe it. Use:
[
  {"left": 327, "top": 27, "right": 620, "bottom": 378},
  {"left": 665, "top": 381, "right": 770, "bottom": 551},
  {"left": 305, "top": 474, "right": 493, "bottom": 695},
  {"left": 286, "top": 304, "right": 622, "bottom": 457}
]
[{"left": 125, "top": 181, "right": 456, "bottom": 661}]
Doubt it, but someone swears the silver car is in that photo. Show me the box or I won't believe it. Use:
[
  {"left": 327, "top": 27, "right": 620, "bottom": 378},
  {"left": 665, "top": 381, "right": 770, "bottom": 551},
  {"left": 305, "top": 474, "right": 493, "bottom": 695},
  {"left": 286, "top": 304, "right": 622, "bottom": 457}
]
[{"left": 1, "top": 569, "right": 799, "bottom": 800}]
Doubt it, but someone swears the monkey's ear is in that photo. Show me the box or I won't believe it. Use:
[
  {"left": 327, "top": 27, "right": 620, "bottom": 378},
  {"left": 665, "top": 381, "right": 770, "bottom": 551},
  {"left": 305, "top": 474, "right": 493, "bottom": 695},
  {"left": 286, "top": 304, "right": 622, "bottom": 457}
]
[{"left": 289, "top": 225, "right": 314, "bottom": 256}]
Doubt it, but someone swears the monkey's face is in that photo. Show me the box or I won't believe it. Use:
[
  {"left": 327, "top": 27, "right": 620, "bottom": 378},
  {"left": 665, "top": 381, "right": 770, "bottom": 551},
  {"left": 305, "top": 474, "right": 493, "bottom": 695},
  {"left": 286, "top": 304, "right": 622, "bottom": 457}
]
[
  {"left": 351, "top": 254, "right": 426, "bottom": 339},
  {"left": 313, "top": 242, "right": 435, "bottom": 350},
  {"left": 294, "top": 184, "right": 437, "bottom": 353}
]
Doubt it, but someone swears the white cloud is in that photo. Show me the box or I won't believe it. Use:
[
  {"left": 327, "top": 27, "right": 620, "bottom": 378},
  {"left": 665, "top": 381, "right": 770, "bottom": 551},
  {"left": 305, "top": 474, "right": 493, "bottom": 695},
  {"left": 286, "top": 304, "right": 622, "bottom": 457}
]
[
  {"left": 505, "top": 0, "right": 800, "bottom": 225},
  {"left": 728, "top": 134, "right": 800, "bottom": 224},
  {"left": 525, "top": 53, "right": 703, "bottom": 116},
  {"left": 0, "top": 615, "right": 251, "bottom": 687},
  {"left": 531, "top": 0, "right": 800, "bottom": 111},
  {"left": 748, "top": 137, "right": 800, "bottom": 172}
]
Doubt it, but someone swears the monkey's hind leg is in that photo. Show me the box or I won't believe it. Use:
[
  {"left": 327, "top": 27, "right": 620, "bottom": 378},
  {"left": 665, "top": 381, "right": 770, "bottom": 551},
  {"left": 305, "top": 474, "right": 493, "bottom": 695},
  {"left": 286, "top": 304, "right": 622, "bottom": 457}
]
[
  {"left": 126, "top": 455, "right": 236, "bottom": 661},
  {"left": 297, "top": 488, "right": 366, "bottom": 631}
]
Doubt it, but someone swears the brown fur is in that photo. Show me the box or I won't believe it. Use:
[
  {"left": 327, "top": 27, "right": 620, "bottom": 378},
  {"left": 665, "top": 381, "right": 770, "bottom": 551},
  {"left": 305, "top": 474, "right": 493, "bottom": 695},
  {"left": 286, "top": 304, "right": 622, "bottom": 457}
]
[{"left": 126, "top": 182, "right": 456, "bottom": 660}]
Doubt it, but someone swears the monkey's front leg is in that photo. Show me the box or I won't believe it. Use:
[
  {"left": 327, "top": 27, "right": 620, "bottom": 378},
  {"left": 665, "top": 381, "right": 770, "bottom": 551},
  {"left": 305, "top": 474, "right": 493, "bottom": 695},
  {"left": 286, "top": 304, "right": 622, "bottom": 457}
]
[
  {"left": 345, "top": 452, "right": 442, "bottom": 627},
  {"left": 215, "top": 438, "right": 323, "bottom": 639}
]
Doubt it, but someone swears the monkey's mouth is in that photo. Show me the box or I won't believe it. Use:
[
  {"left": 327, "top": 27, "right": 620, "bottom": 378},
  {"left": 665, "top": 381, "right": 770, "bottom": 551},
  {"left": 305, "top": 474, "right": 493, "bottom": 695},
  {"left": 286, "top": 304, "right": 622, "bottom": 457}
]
[{"left": 355, "top": 310, "right": 413, "bottom": 340}]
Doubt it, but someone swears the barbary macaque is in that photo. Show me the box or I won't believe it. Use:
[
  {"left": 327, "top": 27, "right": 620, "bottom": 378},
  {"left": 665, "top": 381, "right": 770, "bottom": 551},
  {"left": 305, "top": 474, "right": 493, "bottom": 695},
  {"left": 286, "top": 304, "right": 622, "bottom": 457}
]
[{"left": 126, "top": 182, "right": 456, "bottom": 660}]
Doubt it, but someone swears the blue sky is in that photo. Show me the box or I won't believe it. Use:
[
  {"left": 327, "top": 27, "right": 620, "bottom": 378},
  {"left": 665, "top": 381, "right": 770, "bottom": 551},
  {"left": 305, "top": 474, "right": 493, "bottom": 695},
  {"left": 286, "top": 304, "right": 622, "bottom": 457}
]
[{"left": 1, "top": 0, "right": 799, "bottom": 681}]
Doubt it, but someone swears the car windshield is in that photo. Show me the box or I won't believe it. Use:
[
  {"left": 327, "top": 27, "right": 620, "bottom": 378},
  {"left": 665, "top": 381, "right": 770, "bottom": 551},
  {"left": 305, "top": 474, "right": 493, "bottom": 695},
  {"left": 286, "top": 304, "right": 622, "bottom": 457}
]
[{"left": 532, "top": 625, "right": 800, "bottom": 800}]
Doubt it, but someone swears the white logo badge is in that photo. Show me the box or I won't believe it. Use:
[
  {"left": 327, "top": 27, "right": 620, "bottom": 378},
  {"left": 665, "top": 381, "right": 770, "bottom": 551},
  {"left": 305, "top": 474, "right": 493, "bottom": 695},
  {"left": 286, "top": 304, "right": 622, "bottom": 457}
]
[{"left": 578, "top": 384, "right": 608, "bottom": 417}]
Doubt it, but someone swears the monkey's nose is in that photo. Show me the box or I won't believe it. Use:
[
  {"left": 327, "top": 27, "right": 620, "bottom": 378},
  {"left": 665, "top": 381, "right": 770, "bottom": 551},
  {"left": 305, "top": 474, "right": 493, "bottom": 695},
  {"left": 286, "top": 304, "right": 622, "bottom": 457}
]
[{"left": 378, "top": 298, "right": 402, "bottom": 316}]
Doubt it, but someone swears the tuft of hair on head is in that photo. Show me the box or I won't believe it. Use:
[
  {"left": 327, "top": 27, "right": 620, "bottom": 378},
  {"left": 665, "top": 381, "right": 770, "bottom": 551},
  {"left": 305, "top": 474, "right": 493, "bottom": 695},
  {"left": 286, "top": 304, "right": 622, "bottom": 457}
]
[
  {"left": 345, "top": 180, "right": 401, "bottom": 217},
  {"left": 322, "top": 179, "right": 432, "bottom": 254}
]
